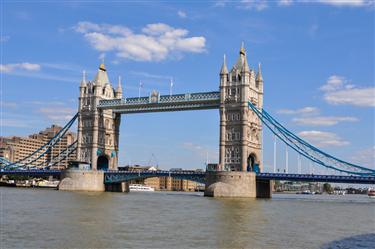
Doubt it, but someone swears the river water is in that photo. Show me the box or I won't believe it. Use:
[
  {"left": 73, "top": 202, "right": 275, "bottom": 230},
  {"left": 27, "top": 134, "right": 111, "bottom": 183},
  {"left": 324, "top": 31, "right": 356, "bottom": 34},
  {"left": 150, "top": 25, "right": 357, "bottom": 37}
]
[{"left": 1, "top": 188, "right": 374, "bottom": 249}]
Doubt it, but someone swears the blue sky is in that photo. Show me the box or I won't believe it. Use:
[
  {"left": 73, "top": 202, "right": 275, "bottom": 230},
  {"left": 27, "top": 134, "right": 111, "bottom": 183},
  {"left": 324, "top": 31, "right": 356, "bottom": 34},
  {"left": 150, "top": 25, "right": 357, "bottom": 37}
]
[{"left": 1, "top": 1, "right": 374, "bottom": 172}]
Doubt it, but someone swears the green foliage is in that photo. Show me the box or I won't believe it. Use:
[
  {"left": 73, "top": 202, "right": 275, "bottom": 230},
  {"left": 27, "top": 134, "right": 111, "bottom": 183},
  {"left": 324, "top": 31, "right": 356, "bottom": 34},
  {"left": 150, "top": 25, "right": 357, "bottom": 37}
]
[{"left": 323, "top": 183, "right": 333, "bottom": 193}]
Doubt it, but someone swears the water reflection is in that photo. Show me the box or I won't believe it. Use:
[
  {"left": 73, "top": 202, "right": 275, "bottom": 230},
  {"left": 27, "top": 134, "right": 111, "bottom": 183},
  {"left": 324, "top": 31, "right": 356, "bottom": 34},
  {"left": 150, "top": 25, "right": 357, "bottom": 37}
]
[{"left": 2, "top": 189, "right": 374, "bottom": 249}]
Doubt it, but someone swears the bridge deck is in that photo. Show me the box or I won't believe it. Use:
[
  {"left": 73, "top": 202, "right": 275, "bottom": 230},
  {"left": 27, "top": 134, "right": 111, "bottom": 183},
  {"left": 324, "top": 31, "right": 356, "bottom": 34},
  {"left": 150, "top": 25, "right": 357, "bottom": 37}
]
[
  {"left": 256, "top": 173, "right": 375, "bottom": 184},
  {"left": 1, "top": 170, "right": 374, "bottom": 184}
]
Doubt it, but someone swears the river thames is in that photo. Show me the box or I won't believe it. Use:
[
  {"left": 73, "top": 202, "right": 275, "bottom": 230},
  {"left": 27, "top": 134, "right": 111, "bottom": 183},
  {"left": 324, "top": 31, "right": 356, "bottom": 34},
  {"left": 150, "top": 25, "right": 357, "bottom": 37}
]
[{"left": 1, "top": 188, "right": 374, "bottom": 249}]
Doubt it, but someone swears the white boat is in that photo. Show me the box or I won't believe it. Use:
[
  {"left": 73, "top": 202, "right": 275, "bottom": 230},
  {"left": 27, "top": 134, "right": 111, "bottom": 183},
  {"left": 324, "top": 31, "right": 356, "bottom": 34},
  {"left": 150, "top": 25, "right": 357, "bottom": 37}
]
[
  {"left": 37, "top": 180, "right": 60, "bottom": 188},
  {"left": 129, "top": 184, "right": 155, "bottom": 192},
  {"left": 368, "top": 188, "right": 375, "bottom": 198}
]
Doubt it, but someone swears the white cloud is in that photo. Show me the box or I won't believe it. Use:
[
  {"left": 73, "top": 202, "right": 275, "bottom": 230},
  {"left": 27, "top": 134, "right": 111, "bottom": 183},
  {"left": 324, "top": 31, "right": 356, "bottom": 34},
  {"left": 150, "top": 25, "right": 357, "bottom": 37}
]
[
  {"left": 351, "top": 146, "right": 375, "bottom": 168},
  {"left": 1, "top": 101, "right": 18, "bottom": 109},
  {"left": 99, "top": 53, "right": 106, "bottom": 61},
  {"left": 293, "top": 116, "right": 358, "bottom": 126},
  {"left": 278, "top": 0, "right": 293, "bottom": 5},
  {"left": 74, "top": 21, "right": 206, "bottom": 62},
  {"left": 2, "top": 119, "right": 33, "bottom": 128},
  {"left": 130, "top": 71, "right": 172, "bottom": 80},
  {"left": 320, "top": 75, "right": 375, "bottom": 107},
  {"left": 38, "top": 107, "right": 76, "bottom": 122},
  {"left": 315, "top": 0, "right": 374, "bottom": 7},
  {"left": 278, "top": 106, "right": 360, "bottom": 126},
  {"left": 298, "top": 130, "right": 350, "bottom": 147},
  {"left": 277, "top": 106, "right": 319, "bottom": 115},
  {"left": 240, "top": 0, "right": 268, "bottom": 11},
  {"left": 277, "top": 0, "right": 374, "bottom": 7},
  {"left": 0, "top": 63, "right": 41, "bottom": 73},
  {"left": 177, "top": 10, "right": 187, "bottom": 18},
  {"left": 324, "top": 87, "right": 375, "bottom": 107},
  {"left": 320, "top": 75, "right": 345, "bottom": 91},
  {"left": 214, "top": 0, "right": 229, "bottom": 7},
  {"left": 0, "top": 35, "right": 10, "bottom": 43},
  {"left": 182, "top": 142, "right": 218, "bottom": 162}
]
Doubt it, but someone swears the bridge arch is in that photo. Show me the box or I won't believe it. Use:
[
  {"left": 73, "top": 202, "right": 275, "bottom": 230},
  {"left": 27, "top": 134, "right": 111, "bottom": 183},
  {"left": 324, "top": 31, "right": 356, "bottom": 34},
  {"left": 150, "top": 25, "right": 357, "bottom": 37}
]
[
  {"left": 97, "top": 155, "right": 109, "bottom": 170},
  {"left": 104, "top": 172, "right": 206, "bottom": 185},
  {"left": 247, "top": 153, "right": 257, "bottom": 172}
]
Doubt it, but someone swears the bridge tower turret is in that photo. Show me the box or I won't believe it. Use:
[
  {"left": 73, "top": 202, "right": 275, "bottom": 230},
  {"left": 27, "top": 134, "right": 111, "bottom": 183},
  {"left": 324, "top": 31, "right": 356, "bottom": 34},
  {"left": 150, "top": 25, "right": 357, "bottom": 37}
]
[
  {"left": 219, "top": 44, "right": 263, "bottom": 172},
  {"left": 76, "top": 63, "right": 121, "bottom": 170}
]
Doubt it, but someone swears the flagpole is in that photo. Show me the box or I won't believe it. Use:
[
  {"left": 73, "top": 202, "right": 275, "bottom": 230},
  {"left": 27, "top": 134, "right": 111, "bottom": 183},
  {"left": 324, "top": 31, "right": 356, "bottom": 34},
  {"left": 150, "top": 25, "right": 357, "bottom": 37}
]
[
  {"left": 170, "top": 78, "right": 173, "bottom": 96},
  {"left": 138, "top": 81, "right": 141, "bottom": 100}
]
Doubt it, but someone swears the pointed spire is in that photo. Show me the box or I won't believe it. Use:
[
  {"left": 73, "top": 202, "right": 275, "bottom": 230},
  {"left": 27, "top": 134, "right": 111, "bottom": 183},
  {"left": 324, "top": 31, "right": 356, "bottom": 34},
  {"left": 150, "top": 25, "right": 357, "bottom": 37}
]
[
  {"left": 232, "top": 43, "right": 246, "bottom": 72},
  {"left": 94, "top": 62, "right": 110, "bottom": 86},
  {"left": 220, "top": 54, "right": 228, "bottom": 75},
  {"left": 99, "top": 63, "right": 106, "bottom": 71},
  {"left": 242, "top": 54, "right": 250, "bottom": 73},
  {"left": 256, "top": 62, "right": 263, "bottom": 82},
  {"left": 80, "top": 70, "right": 87, "bottom": 87},
  {"left": 240, "top": 41, "right": 245, "bottom": 55},
  {"left": 99, "top": 57, "right": 106, "bottom": 71}
]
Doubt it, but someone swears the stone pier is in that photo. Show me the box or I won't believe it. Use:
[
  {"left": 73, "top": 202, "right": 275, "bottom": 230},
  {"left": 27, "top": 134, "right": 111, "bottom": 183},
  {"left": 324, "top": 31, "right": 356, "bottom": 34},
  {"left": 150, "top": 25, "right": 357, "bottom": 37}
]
[
  {"left": 204, "top": 171, "right": 257, "bottom": 197},
  {"left": 58, "top": 170, "right": 128, "bottom": 192},
  {"left": 204, "top": 171, "right": 272, "bottom": 198}
]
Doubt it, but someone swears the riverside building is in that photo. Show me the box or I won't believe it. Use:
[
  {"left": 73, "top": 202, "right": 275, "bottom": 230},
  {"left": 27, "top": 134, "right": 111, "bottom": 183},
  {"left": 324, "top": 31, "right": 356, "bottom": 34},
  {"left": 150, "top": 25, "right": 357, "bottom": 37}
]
[{"left": 0, "top": 125, "right": 76, "bottom": 169}]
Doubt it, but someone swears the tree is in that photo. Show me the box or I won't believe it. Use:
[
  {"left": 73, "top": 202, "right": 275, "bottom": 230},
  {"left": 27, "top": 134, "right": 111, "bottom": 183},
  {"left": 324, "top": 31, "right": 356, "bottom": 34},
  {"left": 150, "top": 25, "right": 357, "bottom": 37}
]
[{"left": 323, "top": 183, "right": 333, "bottom": 193}]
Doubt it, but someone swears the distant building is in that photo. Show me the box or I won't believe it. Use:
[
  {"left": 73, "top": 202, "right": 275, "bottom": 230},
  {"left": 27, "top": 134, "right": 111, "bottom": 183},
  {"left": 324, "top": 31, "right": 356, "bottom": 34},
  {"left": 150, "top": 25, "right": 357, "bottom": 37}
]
[
  {"left": 118, "top": 165, "right": 158, "bottom": 171},
  {"left": 275, "top": 181, "right": 323, "bottom": 193},
  {"left": 0, "top": 125, "right": 76, "bottom": 169},
  {"left": 126, "top": 166, "right": 203, "bottom": 192}
]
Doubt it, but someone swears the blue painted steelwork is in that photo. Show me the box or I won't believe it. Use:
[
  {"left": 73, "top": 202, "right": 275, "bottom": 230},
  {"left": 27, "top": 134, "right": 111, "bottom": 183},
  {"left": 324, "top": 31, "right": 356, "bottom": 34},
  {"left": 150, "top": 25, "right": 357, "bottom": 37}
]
[
  {"left": 97, "top": 91, "right": 220, "bottom": 113},
  {"left": 104, "top": 170, "right": 206, "bottom": 184},
  {"left": 0, "top": 169, "right": 62, "bottom": 177},
  {"left": 103, "top": 171, "right": 375, "bottom": 185},
  {"left": 248, "top": 101, "right": 375, "bottom": 176},
  {"left": 1, "top": 169, "right": 374, "bottom": 184},
  {"left": 34, "top": 140, "right": 77, "bottom": 168},
  {"left": 2, "top": 113, "right": 78, "bottom": 168},
  {"left": 257, "top": 173, "right": 375, "bottom": 184},
  {"left": 0, "top": 157, "right": 13, "bottom": 166}
]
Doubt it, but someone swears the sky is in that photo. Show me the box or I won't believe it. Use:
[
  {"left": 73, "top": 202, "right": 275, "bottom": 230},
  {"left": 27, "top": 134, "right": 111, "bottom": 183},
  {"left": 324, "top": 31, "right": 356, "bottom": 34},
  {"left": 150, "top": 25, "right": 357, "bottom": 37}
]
[{"left": 1, "top": 0, "right": 374, "bottom": 173}]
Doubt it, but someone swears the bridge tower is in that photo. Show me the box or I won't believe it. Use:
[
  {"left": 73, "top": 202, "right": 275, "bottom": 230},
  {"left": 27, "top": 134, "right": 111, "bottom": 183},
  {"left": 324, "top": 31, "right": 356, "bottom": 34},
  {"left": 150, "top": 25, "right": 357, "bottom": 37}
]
[
  {"left": 205, "top": 44, "right": 268, "bottom": 198},
  {"left": 76, "top": 63, "right": 122, "bottom": 170},
  {"left": 219, "top": 44, "right": 263, "bottom": 172}
]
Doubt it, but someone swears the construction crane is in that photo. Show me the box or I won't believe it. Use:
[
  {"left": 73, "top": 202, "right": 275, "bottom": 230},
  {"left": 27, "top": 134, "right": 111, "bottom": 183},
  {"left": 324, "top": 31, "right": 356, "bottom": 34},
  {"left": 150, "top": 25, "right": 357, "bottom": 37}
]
[{"left": 147, "top": 153, "right": 159, "bottom": 169}]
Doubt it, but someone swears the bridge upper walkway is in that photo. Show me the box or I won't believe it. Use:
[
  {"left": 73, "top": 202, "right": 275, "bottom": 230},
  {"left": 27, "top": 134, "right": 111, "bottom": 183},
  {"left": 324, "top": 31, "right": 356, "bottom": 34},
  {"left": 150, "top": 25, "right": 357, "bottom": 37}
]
[{"left": 97, "top": 91, "right": 220, "bottom": 113}]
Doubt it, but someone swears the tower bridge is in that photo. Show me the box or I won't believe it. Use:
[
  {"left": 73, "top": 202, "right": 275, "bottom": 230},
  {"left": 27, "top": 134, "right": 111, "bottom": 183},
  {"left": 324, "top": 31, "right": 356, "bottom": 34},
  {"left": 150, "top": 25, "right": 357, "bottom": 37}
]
[
  {"left": 76, "top": 44, "right": 263, "bottom": 176},
  {"left": 1, "top": 44, "right": 374, "bottom": 198}
]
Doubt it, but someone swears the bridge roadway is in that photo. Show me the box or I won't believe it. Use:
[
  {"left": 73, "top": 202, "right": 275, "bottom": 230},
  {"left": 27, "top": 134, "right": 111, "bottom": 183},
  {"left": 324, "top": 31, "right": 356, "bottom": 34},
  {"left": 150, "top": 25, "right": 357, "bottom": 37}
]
[{"left": 1, "top": 170, "right": 374, "bottom": 184}]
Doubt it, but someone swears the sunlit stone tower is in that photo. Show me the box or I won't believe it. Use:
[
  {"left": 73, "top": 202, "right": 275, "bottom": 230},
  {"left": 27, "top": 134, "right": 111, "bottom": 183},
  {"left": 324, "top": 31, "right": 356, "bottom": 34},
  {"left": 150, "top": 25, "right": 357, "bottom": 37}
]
[
  {"left": 76, "top": 63, "right": 122, "bottom": 170},
  {"left": 218, "top": 44, "right": 263, "bottom": 172},
  {"left": 205, "top": 44, "right": 268, "bottom": 198}
]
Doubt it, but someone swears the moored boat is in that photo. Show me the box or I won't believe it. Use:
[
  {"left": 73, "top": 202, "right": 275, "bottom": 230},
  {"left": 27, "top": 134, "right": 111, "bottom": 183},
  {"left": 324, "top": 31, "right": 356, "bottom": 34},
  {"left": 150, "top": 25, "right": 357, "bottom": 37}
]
[
  {"left": 129, "top": 184, "right": 155, "bottom": 192},
  {"left": 368, "top": 188, "right": 375, "bottom": 198}
]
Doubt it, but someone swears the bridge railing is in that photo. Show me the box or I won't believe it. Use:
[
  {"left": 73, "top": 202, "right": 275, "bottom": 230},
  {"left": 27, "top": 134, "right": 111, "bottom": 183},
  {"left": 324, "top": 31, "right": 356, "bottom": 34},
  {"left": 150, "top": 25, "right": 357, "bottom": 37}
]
[{"left": 98, "top": 91, "right": 221, "bottom": 108}]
